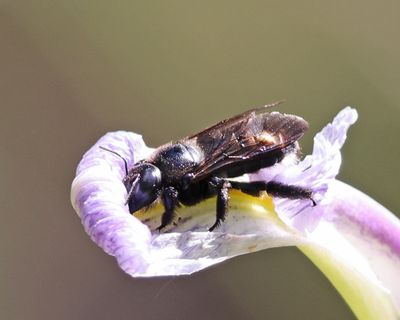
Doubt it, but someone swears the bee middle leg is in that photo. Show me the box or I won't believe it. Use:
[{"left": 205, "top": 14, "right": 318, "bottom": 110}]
[
  {"left": 208, "top": 178, "right": 231, "bottom": 231},
  {"left": 157, "top": 186, "right": 179, "bottom": 231}
]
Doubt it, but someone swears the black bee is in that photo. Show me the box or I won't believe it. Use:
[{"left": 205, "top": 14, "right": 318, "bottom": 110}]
[{"left": 102, "top": 102, "right": 314, "bottom": 231}]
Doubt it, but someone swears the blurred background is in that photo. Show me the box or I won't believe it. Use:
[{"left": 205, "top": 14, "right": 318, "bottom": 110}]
[{"left": 2, "top": 1, "right": 399, "bottom": 319}]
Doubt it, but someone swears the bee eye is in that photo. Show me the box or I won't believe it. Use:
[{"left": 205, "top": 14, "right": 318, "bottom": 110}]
[
  {"left": 140, "top": 164, "right": 162, "bottom": 189},
  {"left": 125, "top": 164, "right": 162, "bottom": 214}
]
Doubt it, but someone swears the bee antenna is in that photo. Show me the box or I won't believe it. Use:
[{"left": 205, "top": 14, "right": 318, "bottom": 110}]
[
  {"left": 99, "top": 146, "right": 129, "bottom": 175},
  {"left": 264, "top": 99, "right": 286, "bottom": 109}
]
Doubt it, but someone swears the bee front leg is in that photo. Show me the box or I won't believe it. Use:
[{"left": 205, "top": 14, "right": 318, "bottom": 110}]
[{"left": 157, "top": 186, "right": 179, "bottom": 231}]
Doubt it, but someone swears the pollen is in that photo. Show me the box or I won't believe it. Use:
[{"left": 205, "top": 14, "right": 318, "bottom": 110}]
[{"left": 256, "top": 132, "right": 278, "bottom": 144}]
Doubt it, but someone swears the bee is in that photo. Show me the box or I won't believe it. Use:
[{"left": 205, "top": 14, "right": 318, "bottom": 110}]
[{"left": 102, "top": 102, "right": 314, "bottom": 231}]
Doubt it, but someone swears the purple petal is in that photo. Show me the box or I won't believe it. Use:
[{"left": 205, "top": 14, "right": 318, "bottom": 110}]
[
  {"left": 70, "top": 108, "right": 400, "bottom": 314},
  {"left": 71, "top": 132, "right": 154, "bottom": 275},
  {"left": 71, "top": 108, "right": 360, "bottom": 277}
]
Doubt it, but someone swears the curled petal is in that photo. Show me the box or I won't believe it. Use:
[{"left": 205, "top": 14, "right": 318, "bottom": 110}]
[
  {"left": 71, "top": 132, "right": 154, "bottom": 274},
  {"left": 71, "top": 107, "right": 400, "bottom": 318},
  {"left": 71, "top": 108, "right": 360, "bottom": 277}
]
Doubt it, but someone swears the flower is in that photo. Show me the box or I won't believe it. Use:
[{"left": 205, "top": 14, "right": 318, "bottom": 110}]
[{"left": 71, "top": 107, "right": 400, "bottom": 319}]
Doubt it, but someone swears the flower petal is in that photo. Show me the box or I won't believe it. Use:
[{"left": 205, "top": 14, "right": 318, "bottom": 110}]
[
  {"left": 71, "top": 108, "right": 400, "bottom": 317},
  {"left": 71, "top": 132, "right": 154, "bottom": 274},
  {"left": 70, "top": 108, "right": 361, "bottom": 277}
]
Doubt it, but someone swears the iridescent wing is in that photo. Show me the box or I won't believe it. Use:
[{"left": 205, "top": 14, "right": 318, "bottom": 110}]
[{"left": 182, "top": 102, "right": 308, "bottom": 181}]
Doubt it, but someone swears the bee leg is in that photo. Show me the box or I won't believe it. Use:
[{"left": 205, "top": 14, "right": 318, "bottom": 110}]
[
  {"left": 264, "top": 181, "right": 315, "bottom": 205},
  {"left": 209, "top": 179, "right": 231, "bottom": 231},
  {"left": 229, "top": 180, "right": 315, "bottom": 204},
  {"left": 157, "top": 186, "right": 179, "bottom": 231}
]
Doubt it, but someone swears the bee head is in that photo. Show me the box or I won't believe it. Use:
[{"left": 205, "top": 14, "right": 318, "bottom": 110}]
[{"left": 99, "top": 146, "right": 163, "bottom": 214}]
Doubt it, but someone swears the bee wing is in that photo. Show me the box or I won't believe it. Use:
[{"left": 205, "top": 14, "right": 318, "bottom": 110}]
[{"left": 184, "top": 103, "right": 309, "bottom": 181}]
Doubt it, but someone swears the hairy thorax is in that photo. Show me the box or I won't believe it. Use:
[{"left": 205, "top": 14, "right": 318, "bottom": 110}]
[{"left": 150, "top": 142, "right": 203, "bottom": 184}]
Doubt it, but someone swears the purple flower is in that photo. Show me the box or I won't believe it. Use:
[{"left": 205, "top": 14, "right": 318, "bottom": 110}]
[{"left": 71, "top": 107, "right": 400, "bottom": 318}]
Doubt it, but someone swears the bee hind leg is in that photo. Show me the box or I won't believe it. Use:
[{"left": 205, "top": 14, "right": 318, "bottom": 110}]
[{"left": 229, "top": 180, "right": 315, "bottom": 205}]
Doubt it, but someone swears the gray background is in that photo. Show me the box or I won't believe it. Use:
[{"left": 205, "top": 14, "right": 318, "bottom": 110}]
[{"left": 2, "top": 1, "right": 399, "bottom": 319}]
